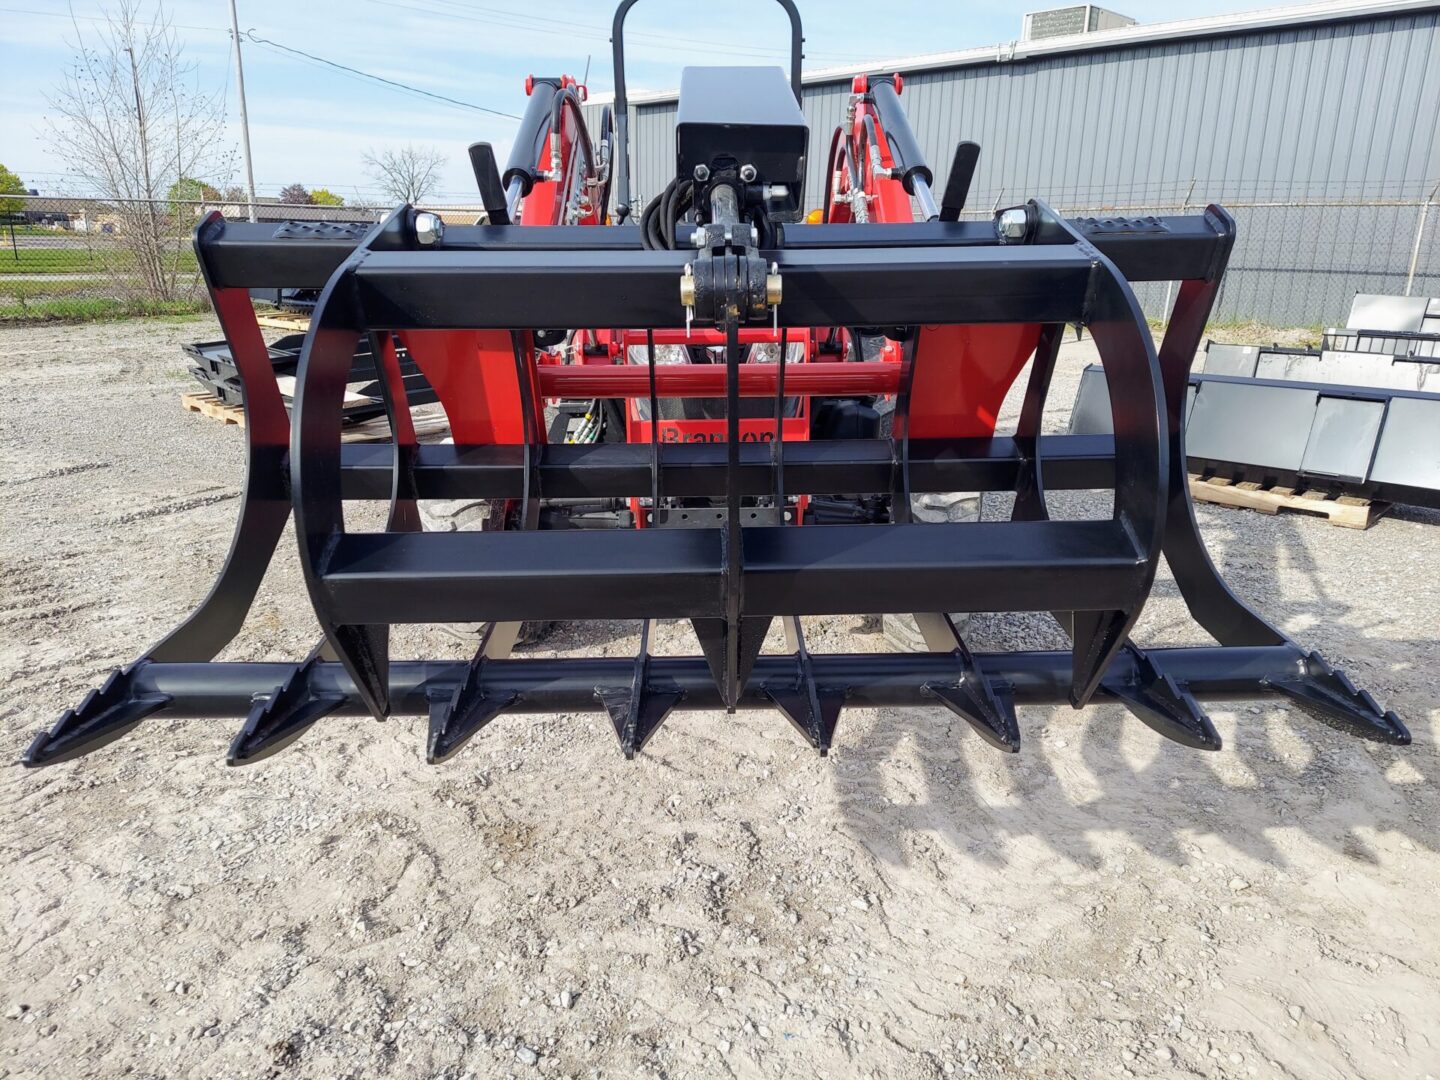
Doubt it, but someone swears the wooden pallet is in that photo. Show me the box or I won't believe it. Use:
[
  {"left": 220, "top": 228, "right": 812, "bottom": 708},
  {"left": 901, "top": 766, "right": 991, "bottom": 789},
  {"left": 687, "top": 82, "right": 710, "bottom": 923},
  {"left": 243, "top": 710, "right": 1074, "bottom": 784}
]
[
  {"left": 181, "top": 390, "right": 245, "bottom": 427},
  {"left": 339, "top": 409, "right": 452, "bottom": 443},
  {"left": 182, "top": 391, "right": 451, "bottom": 443},
  {"left": 1189, "top": 474, "right": 1390, "bottom": 530},
  {"left": 254, "top": 309, "right": 311, "bottom": 332}
]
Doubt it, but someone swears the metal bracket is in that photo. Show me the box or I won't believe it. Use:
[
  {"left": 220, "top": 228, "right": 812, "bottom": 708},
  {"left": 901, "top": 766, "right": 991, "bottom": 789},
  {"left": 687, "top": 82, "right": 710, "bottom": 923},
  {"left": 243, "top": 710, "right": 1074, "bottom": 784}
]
[
  {"left": 595, "top": 620, "right": 684, "bottom": 759},
  {"left": 229, "top": 655, "right": 346, "bottom": 765},
  {"left": 24, "top": 661, "right": 172, "bottom": 767}
]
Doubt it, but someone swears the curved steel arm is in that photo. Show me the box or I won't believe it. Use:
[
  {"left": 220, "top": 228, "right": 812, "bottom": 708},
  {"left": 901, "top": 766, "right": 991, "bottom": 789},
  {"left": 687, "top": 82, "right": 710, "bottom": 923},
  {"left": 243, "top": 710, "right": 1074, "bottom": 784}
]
[{"left": 610, "top": 0, "right": 805, "bottom": 218}]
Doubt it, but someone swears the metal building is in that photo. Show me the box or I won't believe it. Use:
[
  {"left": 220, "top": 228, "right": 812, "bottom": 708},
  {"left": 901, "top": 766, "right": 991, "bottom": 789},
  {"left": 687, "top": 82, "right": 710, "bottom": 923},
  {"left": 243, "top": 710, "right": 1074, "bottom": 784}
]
[{"left": 586, "top": 0, "right": 1440, "bottom": 323}]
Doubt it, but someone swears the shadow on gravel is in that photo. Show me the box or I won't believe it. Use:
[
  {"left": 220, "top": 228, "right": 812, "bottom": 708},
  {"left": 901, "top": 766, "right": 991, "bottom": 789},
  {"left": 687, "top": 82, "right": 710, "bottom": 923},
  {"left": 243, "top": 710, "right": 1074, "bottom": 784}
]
[{"left": 827, "top": 511, "right": 1437, "bottom": 875}]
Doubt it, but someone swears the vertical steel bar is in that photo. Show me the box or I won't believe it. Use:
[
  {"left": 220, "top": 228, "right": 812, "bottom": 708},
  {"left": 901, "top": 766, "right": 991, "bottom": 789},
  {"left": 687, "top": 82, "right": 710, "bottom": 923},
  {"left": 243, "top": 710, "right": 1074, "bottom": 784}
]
[
  {"left": 509, "top": 330, "right": 542, "bottom": 531},
  {"left": 771, "top": 327, "right": 788, "bottom": 512},
  {"left": 1405, "top": 182, "right": 1439, "bottom": 296},
  {"left": 646, "top": 329, "right": 661, "bottom": 518},
  {"left": 723, "top": 312, "right": 743, "bottom": 707},
  {"left": 889, "top": 332, "right": 919, "bottom": 524}
]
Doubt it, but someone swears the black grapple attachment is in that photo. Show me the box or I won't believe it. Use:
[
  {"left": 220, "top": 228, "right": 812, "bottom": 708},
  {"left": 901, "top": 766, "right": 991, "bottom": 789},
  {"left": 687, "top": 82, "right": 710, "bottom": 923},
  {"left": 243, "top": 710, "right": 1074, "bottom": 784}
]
[{"left": 24, "top": 0, "right": 1409, "bottom": 769}]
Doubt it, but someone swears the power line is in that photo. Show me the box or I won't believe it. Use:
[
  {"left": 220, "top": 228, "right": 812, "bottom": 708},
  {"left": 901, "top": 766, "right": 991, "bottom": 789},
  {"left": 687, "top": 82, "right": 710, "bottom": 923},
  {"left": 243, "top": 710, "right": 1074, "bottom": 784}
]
[
  {"left": 359, "top": 0, "right": 861, "bottom": 63},
  {"left": 243, "top": 30, "right": 522, "bottom": 120},
  {"left": 0, "top": 5, "right": 228, "bottom": 32}
]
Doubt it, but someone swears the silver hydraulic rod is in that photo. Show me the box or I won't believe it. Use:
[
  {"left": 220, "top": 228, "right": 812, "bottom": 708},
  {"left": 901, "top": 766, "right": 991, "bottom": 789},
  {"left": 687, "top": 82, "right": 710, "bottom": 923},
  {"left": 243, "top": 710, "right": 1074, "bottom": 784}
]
[{"left": 912, "top": 175, "right": 940, "bottom": 222}]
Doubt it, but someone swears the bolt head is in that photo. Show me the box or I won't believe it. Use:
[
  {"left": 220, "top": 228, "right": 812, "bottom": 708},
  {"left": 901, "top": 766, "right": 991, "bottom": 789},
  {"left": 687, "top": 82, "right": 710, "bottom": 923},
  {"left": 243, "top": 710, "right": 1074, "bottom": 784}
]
[
  {"left": 996, "top": 207, "right": 1029, "bottom": 242},
  {"left": 693, "top": 164, "right": 711, "bottom": 183},
  {"left": 739, "top": 164, "right": 758, "bottom": 183},
  {"left": 415, "top": 211, "right": 445, "bottom": 246}
]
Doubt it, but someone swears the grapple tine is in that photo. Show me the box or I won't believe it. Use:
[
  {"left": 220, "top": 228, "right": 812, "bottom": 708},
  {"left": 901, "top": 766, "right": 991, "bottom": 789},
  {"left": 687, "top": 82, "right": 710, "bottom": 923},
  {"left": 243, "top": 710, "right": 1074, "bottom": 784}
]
[
  {"left": 762, "top": 617, "right": 845, "bottom": 755},
  {"left": 1264, "top": 651, "right": 1410, "bottom": 745},
  {"left": 1069, "top": 609, "right": 1136, "bottom": 708},
  {"left": 227, "top": 657, "right": 345, "bottom": 765},
  {"left": 919, "top": 615, "right": 1020, "bottom": 752},
  {"left": 596, "top": 621, "right": 684, "bottom": 759},
  {"left": 425, "top": 637, "right": 519, "bottom": 764},
  {"left": 1099, "top": 644, "right": 1221, "bottom": 751},
  {"left": 24, "top": 664, "right": 171, "bottom": 767},
  {"left": 764, "top": 684, "right": 845, "bottom": 755}
]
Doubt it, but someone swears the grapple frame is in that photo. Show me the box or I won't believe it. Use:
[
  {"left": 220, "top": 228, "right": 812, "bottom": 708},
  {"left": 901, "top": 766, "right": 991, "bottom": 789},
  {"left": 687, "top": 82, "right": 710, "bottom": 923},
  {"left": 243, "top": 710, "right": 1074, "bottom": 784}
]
[{"left": 24, "top": 206, "right": 1409, "bottom": 766}]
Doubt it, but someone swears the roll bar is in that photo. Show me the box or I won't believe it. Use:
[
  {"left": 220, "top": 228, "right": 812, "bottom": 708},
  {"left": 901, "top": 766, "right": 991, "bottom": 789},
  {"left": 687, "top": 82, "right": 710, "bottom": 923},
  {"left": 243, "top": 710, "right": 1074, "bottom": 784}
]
[{"left": 609, "top": 0, "right": 805, "bottom": 219}]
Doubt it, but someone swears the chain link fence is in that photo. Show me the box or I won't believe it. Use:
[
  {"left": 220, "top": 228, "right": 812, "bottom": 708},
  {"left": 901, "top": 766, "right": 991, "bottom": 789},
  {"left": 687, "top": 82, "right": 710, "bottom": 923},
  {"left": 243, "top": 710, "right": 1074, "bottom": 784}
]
[
  {"left": 1048, "top": 192, "right": 1440, "bottom": 326},
  {"left": 0, "top": 196, "right": 488, "bottom": 320},
  {"left": 3, "top": 189, "right": 1436, "bottom": 325}
]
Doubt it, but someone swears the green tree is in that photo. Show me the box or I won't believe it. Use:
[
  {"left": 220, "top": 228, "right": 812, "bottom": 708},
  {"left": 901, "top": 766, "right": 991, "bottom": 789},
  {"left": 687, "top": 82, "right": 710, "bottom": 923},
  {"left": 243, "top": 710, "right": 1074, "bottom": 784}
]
[
  {"left": 46, "top": 0, "right": 235, "bottom": 300},
  {"left": 0, "top": 163, "right": 26, "bottom": 217},
  {"left": 167, "top": 176, "right": 220, "bottom": 209},
  {"left": 309, "top": 187, "right": 344, "bottom": 206}
]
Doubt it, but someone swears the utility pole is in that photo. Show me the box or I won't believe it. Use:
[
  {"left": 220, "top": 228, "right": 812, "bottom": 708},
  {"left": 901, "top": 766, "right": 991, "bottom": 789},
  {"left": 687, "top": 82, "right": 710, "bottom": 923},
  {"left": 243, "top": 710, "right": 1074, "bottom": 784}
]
[{"left": 228, "top": 0, "right": 257, "bottom": 222}]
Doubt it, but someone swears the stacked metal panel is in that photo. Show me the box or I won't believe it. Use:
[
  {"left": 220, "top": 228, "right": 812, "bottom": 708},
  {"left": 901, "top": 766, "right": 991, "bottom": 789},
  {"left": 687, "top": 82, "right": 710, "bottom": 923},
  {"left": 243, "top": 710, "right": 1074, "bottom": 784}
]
[
  {"left": 1069, "top": 293, "right": 1440, "bottom": 509},
  {"left": 183, "top": 334, "right": 437, "bottom": 422}
]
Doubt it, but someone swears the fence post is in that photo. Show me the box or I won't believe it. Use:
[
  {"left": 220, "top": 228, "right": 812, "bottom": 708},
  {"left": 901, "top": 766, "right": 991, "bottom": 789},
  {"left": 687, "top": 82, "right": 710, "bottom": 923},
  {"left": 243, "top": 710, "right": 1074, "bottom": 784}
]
[
  {"left": 1406, "top": 180, "right": 1440, "bottom": 296},
  {"left": 1160, "top": 179, "right": 1197, "bottom": 320}
]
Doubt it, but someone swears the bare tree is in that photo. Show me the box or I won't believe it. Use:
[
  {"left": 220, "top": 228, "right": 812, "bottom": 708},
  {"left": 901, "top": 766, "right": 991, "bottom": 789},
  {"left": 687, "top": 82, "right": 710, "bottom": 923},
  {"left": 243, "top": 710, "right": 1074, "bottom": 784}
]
[
  {"left": 45, "top": 0, "right": 234, "bottom": 301},
  {"left": 362, "top": 144, "right": 446, "bottom": 205}
]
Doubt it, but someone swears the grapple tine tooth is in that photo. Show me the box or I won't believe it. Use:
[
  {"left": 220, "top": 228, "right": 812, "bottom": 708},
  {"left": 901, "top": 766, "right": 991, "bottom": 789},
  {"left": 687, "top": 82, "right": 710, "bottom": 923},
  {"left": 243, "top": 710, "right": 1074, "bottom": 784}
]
[
  {"left": 920, "top": 616, "right": 1021, "bottom": 752},
  {"left": 425, "top": 635, "right": 519, "bottom": 764},
  {"left": 595, "top": 621, "right": 683, "bottom": 759},
  {"left": 23, "top": 663, "right": 171, "bottom": 767},
  {"left": 763, "top": 618, "right": 844, "bottom": 754},
  {"left": 596, "top": 686, "right": 684, "bottom": 759},
  {"left": 761, "top": 685, "right": 843, "bottom": 754},
  {"left": 227, "top": 658, "right": 344, "bottom": 766},
  {"left": 1100, "top": 645, "right": 1221, "bottom": 751},
  {"left": 762, "top": 686, "right": 810, "bottom": 747},
  {"left": 1263, "top": 651, "right": 1410, "bottom": 745},
  {"left": 426, "top": 688, "right": 519, "bottom": 765},
  {"left": 921, "top": 681, "right": 1021, "bottom": 753}
]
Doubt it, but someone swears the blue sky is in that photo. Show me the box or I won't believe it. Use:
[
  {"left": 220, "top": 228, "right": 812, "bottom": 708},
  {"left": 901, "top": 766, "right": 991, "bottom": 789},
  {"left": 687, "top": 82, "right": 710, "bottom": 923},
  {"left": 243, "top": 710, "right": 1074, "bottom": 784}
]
[{"left": 2, "top": 0, "right": 1266, "bottom": 202}]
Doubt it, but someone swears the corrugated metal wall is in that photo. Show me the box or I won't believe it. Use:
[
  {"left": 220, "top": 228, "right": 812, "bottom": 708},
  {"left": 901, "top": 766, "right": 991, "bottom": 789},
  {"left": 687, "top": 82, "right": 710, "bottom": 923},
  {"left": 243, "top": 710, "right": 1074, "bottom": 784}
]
[{"left": 586, "top": 8, "right": 1440, "bottom": 323}]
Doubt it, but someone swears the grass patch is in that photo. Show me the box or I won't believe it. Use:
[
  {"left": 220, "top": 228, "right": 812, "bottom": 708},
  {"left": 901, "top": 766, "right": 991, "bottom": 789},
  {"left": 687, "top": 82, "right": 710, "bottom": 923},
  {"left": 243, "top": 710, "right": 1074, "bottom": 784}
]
[
  {"left": 1204, "top": 319, "right": 1324, "bottom": 348},
  {"left": 0, "top": 245, "right": 199, "bottom": 275},
  {"left": 0, "top": 295, "right": 208, "bottom": 322},
  {"left": 2, "top": 276, "right": 114, "bottom": 299}
]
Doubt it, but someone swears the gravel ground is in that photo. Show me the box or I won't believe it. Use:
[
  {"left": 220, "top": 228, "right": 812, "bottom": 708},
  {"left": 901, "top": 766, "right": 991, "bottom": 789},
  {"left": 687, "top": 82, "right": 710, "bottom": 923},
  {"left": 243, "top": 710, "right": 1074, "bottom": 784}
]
[{"left": 1, "top": 317, "right": 1438, "bottom": 1080}]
